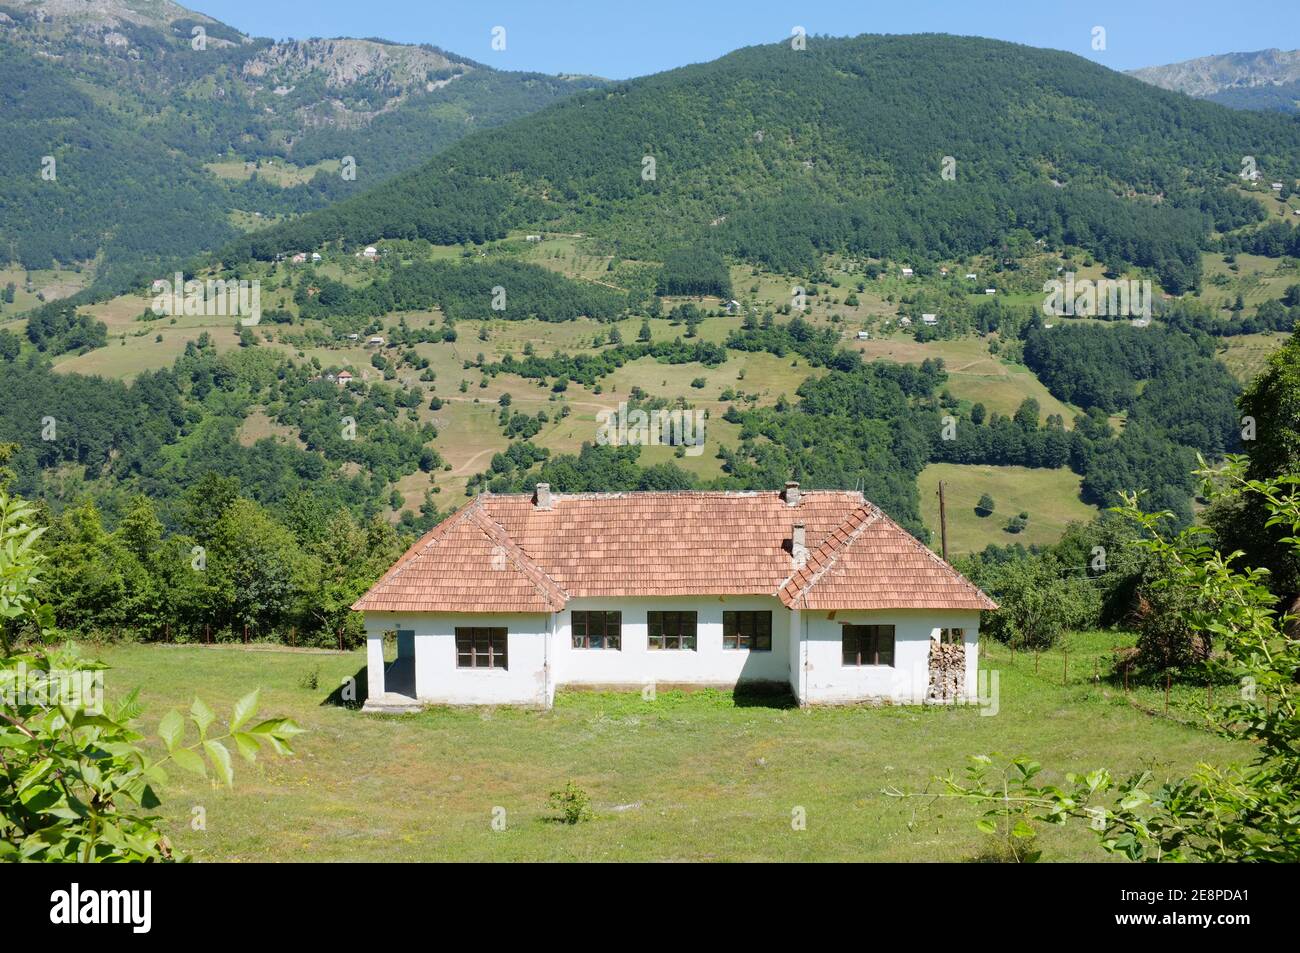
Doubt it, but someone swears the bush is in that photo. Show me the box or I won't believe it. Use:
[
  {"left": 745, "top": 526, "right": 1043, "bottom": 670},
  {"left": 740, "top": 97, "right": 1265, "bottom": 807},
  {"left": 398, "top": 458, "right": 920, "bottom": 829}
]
[
  {"left": 548, "top": 780, "right": 593, "bottom": 825},
  {"left": 975, "top": 493, "right": 995, "bottom": 517}
]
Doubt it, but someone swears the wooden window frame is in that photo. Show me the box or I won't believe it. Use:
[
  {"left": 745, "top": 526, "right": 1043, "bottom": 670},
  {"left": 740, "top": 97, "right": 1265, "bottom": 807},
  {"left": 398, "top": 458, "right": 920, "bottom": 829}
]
[
  {"left": 842, "top": 624, "right": 895, "bottom": 667},
  {"left": 722, "top": 610, "right": 772, "bottom": 651},
  {"left": 940, "top": 627, "right": 965, "bottom": 645},
  {"left": 647, "top": 611, "right": 697, "bottom": 651},
  {"left": 571, "top": 610, "right": 622, "bottom": 650},
  {"left": 455, "top": 627, "right": 508, "bottom": 670}
]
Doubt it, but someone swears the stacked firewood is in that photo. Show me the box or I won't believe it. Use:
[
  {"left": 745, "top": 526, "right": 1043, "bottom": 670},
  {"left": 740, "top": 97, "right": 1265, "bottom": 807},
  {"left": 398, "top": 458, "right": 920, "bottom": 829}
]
[{"left": 927, "top": 641, "right": 966, "bottom": 702}]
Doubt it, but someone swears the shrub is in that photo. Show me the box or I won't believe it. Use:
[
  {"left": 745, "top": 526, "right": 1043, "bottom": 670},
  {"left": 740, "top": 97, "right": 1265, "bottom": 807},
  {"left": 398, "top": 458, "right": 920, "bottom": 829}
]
[{"left": 548, "top": 780, "right": 593, "bottom": 825}]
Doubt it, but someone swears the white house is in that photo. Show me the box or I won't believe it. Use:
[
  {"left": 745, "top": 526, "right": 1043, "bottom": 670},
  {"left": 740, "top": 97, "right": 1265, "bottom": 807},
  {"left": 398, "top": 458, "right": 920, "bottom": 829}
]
[
  {"left": 353, "top": 485, "right": 995, "bottom": 711},
  {"left": 337, "top": 370, "right": 354, "bottom": 386},
  {"left": 900, "top": 267, "right": 914, "bottom": 277},
  {"left": 856, "top": 330, "right": 870, "bottom": 340},
  {"left": 984, "top": 288, "right": 997, "bottom": 295},
  {"left": 921, "top": 313, "right": 938, "bottom": 326}
]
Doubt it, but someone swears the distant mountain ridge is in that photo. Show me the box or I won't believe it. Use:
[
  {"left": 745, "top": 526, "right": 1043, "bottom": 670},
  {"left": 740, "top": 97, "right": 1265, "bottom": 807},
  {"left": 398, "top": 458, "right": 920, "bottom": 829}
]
[
  {"left": 0, "top": 0, "right": 604, "bottom": 294},
  {"left": 228, "top": 33, "right": 1300, "bottom": 295},
  {"left": 1129, "top": 48, "right": 1300, "bottom": 113}
]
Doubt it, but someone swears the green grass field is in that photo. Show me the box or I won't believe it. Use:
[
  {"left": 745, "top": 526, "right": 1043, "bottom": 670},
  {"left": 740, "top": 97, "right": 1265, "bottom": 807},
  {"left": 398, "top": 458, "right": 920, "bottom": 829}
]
[
  {"left": 84, "top": 637, "right": 1243, "bottom": 862},
  {"left": 919, "top": 463, "right": 1098, "bottom": 555}
]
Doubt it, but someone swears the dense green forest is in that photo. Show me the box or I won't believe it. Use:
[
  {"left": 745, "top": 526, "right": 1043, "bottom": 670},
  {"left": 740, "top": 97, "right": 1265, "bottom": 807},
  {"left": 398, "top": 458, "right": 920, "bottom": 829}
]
[{"left": 227, "top": 34, "right": 1300, "bottom": 292}]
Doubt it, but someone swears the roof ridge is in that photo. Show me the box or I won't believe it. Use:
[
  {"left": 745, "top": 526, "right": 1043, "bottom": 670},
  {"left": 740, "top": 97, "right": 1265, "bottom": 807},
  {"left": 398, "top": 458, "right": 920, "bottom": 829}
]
[
  {"left": 867, "top": 507, "right": 998, "bottom": 610},
  {"left": 482, "top": 489, "right": 865, "bottom": 501},
  {"left": 356, "top": 498, "right": 482, "bottom": 601},
  {"left": 464, "top": 506, "right": 569, "bottom": 611},
  {"left": 777, "top": 503, "right": 883, "bottom": 608}
]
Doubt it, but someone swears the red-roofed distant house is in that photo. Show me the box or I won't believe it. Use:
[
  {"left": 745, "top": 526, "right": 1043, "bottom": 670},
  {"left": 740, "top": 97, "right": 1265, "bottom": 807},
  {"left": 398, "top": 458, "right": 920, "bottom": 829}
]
[{"left": 352, "top": 483, "right": 994, "bottom": 710}]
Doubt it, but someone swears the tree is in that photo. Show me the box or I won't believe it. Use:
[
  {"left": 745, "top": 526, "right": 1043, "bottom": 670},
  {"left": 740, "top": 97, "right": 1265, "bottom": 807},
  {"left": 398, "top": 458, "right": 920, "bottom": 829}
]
[
  {"left": 0, "top": 487, "right": 304, "bottom": 860},
  {"left": 638, "top": 319, "right": 652, "bottom": 342},
  {"left": 970, "top": 554, "right": 1097, "bottom": 648},
  {"left": 975, "top": 493, "right": 995, "bottom": 517},
  {"left": 205, "top": 498, "right": 308, "bottom": 636},
  {"left": 909, "top": 468, "right": 1300, "bottom": 862}
]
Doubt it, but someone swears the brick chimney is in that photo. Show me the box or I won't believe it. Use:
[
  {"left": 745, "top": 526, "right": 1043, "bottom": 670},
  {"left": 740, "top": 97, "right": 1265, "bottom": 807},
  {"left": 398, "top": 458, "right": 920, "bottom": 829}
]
[
  {"left": 791, "top": 521, "right": 808, "bottom": 568},
  {"left": 784, "top": 480, "right": 801, "bottom": 507},
  {"left": 534, "top": 482, "right": 553, "bottom": 510}
]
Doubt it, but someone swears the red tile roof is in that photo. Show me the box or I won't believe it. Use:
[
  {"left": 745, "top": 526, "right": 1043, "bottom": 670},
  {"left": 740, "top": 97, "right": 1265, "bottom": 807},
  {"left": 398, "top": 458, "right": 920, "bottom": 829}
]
[{"left": 353, "top": 490, "right": 995, "bottom": 613}]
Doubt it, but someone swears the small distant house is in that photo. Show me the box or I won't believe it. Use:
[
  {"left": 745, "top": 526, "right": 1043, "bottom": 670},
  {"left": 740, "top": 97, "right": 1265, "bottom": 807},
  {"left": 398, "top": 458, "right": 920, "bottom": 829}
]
[
  {"left": 311, "top": 252, "right": 322, "bottom": 263},
  {"left": 367, "top": 336, "right": 386, "bottom": 347},
  {"left": 900, "top": 267, "right": 914, "bottom": 277},
  {"left": 337, "top": 370, "right": 354, "bottom": 386},
  {"left": 290, "top": 252, "right": 307, "bottom": 264},
  {"left": 898, "top": 316, "right": 912, "bottom": 327},
  {"left": 1272, "top": 182, "right": 1284, "bottom": 191},
  {"left": 856, "top": 330, "right": 870, "bottom": 340},
  {"left": 984, "top": 288, "right": 997, "bottom": 295},
  {"left": 346, "top": 333, "right": 360, "bottom": 341},
  {"left": 965, "top": 273, "right": 977, "bottom": 280},
  {"left": 939, "top": 267, "right": 949, "bottom": 276},
  {"left": 921, "top": 314, "right": 938, "bottom": 326},
  {"left": 525, "top": 235, "right": 542, "bottom": 242},
  {"left": 361, "top": 246, "right": 379, "bottom": 260},
  {"left": 725, "top": 299, "right": 742, "bottom": 314}
]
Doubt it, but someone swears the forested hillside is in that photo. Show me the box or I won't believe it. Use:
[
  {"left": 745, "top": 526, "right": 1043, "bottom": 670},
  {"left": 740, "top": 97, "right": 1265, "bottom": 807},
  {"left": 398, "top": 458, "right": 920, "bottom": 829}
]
[
  {"left": 0, "top": 0, "right": 603, "bottom": 295},
  {"left": 229, "top": 33, "right": 1300, "bottom": 293}
]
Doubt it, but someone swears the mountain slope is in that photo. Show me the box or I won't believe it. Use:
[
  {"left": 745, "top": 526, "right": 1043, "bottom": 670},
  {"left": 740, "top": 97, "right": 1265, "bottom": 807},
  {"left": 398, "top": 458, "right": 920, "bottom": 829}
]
[
  {"left": 229, "top": 33, "right": 1300, "bottom": 293},
  {"left": 0, "top": 0, "right": 603, "bottom": 293},
  {"left": 1129, "top": 49, "right": 1300, "bottom": 113}
]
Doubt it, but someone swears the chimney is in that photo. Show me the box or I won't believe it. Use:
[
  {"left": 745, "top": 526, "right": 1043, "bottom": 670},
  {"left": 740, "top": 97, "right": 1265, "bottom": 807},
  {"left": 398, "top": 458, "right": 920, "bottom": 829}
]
[
  {"left": 784, "top": 481, "right": 801, "bottom": 507},
  {"left": 534, "top": 482, "right": 553, "bottom": 510},
  {"left": 791, "top": 522, "right": 808, "bottom": 568}
]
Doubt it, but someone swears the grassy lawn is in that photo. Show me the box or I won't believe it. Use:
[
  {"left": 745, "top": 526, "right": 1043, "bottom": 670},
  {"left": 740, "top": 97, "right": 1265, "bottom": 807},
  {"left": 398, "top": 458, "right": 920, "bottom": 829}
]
[
  {"left": 85, "top": 638, "right": 1243, "bottom": 862},
  {"left": 919, "top": 463, "right": 1098, "bottom": 555}
]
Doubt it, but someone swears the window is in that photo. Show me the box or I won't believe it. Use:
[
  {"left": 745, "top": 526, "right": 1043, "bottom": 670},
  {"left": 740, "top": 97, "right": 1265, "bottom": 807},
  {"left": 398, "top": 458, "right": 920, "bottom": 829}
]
[
  {"left": 647, "top": 611, "right": 697, "bottom": 650},
  {"left": 723, "top": 611, "right": 772, "bottom": 650},
  {"left": 572, "top": 611, "right": 621, "bottom": 650},
  {"left": 940, "top": 627, "right": 965, "bottom": 645},
  {"left": 842, "top": 625, "right": 895, "bottom": 666},
  {"left": 455, "top": 627, "right": 507, "bottom": 669}
]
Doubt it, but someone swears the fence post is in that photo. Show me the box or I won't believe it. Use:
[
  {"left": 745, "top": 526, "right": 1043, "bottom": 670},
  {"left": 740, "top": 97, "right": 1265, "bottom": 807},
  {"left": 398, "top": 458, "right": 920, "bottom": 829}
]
[
  {"left": 1164, "top": 672, "right": 1171, "bottom": 715},
  {"left": 290, "top": 626, "right": 296, "bottom": 648},
  {"left": 243, "top": 624, "right": 249, "bottom": 645},
  {"left": 205, "top": 623, "right": 210, "bottom": 645},
  {"left": 337, "top": 626, "right": 344, "bottom": 652}
]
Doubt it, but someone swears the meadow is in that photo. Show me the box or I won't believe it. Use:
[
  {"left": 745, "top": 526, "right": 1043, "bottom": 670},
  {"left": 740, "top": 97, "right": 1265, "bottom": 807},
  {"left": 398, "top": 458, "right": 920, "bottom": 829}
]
[{"left": 88, "top": 634, "right": 1243, "bottom": 862}]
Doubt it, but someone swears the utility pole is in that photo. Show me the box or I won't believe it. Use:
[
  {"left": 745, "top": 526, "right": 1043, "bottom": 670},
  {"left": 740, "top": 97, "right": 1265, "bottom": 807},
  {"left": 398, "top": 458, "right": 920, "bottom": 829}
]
[{"left": 938, "top": 480, "right": 949, "bottom": 562}]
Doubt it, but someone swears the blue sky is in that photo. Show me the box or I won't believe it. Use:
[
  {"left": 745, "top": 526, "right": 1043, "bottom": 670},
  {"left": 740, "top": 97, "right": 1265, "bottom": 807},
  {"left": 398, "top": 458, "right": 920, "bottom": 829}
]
[{"left": 198, "top": 0, "right": 1297, "bottom": 79}]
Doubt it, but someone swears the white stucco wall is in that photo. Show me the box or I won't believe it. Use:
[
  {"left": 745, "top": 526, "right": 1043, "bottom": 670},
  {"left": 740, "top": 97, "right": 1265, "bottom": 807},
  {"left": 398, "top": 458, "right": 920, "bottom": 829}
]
[
  {"left": 799, "top": 609, "right": 981, "bottom": 705},
  {"left": 364, "top": 612, "right": 551, "bottom": 706},
  {"left": 552, "top": 595, "right": 790, "bottom": 688},
  {"left": 363, "top": 604, "right": 981, "bottom": 707}
]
